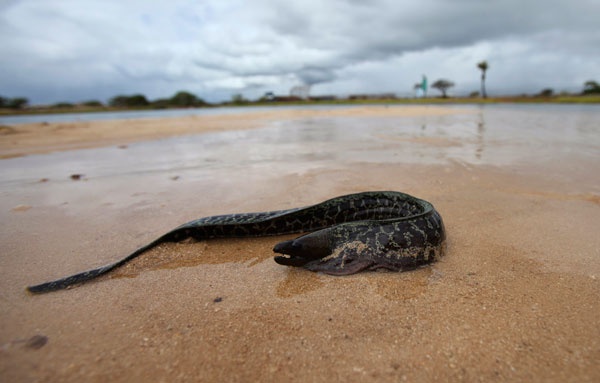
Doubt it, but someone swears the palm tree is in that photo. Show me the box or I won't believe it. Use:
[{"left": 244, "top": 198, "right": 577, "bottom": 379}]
[{"left": 477, "top": 61, "right": 489, "bottom": 98}]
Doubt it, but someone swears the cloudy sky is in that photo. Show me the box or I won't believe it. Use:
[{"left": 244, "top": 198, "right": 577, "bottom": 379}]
[{"left": 1, "top": 0, "right": 598, "bottom": 104}]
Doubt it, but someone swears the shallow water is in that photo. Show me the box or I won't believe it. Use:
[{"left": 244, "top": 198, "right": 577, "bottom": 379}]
[
  {"left": 1, "top": 104, "right": 598, "bottom": 190},
  {"left": 0, "top": 104, "right": 357, "bottom": 125}
]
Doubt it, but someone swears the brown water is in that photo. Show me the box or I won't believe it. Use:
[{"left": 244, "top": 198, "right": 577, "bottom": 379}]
[{"left": 1, "top": 104, "right": 599, "bottom": 382}]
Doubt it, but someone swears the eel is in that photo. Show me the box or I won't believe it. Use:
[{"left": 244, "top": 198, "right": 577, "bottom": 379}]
[{"left": 26, "top": 191, "right": 446, "bottom": 294}]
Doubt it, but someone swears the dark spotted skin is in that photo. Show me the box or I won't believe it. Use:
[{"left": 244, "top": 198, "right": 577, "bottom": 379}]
[{"left": 26, "top": 191, "right": 445, "bottom": 294}]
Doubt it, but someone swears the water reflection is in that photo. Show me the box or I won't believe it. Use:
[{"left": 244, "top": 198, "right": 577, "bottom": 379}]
[
  {"left": 475, "top": 108, "right": 486, "bottom": 160},
  {"left": 0, "top": 105, "right": 598, "bottom": 186}
]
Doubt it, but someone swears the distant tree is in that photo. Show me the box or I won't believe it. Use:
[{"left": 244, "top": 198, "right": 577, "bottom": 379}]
[
  {"left": 109, "top": 95, "right": 129, "bottom": 107},
  {"left": 151, "top": 98, "right": 170, "bottom": 109},
  {"left": 81, "top": 100, "right": 103, "bottom": 107},
  {"left": 538, "top": 88, "right": 554, "bottom": 97},
  {"left": 431, "top": 79, "right": 455, "bottom": 98},
  {"left": 109, "top": 96, "right": 125, "bottom": 107},
  {"left": 231, "top": 93, "right": 247, "bottom": 105},
  {"left": 477, "top": 61, "right": 489, "bottom": 98},
  {"left": 6, "top": 97, "right": 28, "bottom": 109},
  {"left": 583, "top": 80, "right": 600, "bottom": 95},
  {"left": 0, "top": 96, "right": 6, "bottom": 108},
  {"left": 127, "top": 94, "right": 149, "bottom": 106},
  {"left": 169, "top": 91, "right": 207, "bottom": 107},
  {"left": 109, "top": 94, "right": 149, "bottom": 107},
  {"left": 469, "top": 91, "right": 480, "bottom": 98}
]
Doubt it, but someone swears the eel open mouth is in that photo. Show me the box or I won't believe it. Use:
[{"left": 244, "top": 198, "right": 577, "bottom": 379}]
[
  {"left": 272, "top": 232, "right": 332, "bottom": 267},
  {"left": 273, "top": 239, "right": 314, "bottom": 266}
]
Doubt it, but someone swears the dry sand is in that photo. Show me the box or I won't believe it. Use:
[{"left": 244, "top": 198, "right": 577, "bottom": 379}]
[{"left": 0, "top": 105, "right": 598, "bottom": 382}]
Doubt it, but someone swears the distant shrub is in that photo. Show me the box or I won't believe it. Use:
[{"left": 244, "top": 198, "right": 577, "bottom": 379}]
[
  {"left": 5, "top": 97, "right": 28, "bottom": 109},
  {"left": 0, "top": 96, "right": 29, "bottom": 109},
  {"left": 538, "top": 88, "right": 554, "bottom": 97},
  {"left": 109, "top": 94, "right": 149, "bottom": 107},
  {"left": 231, "top": 93, "right": 248, "bottom": 105},
  {"left": 81, "top": 100, "right": 103, "bottom": 107},
  {"left": 108, "top": 91, "right": 207, "bottom": 109},
  {"left": 53, "top": 102, "right": 75, "bottom": 108},
  {"left": 583, "top": 80, "right": 600, "bottom": 95},
  {"left": 151, "top": 98, "right": 170, "bottom": 109}
]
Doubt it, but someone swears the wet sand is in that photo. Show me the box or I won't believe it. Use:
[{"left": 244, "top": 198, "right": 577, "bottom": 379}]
[
  {"left": 0, "top": 105, "right": 462, "bottom": 158},
  {"left": 0, "top": 105, "right": 599, "bottom": 382}
]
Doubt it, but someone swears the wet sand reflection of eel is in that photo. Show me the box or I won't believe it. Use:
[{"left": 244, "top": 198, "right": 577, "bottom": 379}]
[{"left": 27, "top": 191, "right": 446, "bottom": 294}]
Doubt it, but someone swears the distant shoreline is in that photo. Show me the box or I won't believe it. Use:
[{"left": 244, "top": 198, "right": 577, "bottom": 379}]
[{"left": 1, "top": 95, "right": 599, "bottom": 117}]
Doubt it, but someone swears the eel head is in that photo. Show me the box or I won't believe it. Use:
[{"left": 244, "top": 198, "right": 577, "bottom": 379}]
[
  {"left": 273, "top": 226, "right": 375, "bottom": 275},
  {"left": 273, "top": 229, "right": 332, "bottom": 267}
]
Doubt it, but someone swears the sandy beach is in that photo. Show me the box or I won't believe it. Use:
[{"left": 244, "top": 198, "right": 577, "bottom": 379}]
[{"left": 1, "top": 105, "right": 599, "bottom": 382}]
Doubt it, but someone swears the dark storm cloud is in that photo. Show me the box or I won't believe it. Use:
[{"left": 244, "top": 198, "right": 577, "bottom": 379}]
[
  {"left": 264, "top": 0, "right": 598, "bottom": 61},
  {"left": 296, "top": 67, "right": 336, "bottom": 85},
  {"left": 0, "top": 0, "right": 598, "bottom": 103}
]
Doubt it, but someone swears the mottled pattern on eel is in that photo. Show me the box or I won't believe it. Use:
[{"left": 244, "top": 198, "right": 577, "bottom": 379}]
[{"left": 27, "top": 191, "right": 446, "bottom": 294}]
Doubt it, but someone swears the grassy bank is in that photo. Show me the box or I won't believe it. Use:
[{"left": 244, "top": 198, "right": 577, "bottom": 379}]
[{"left": 1, "top": 95, "right": 599, "bottom": 116}]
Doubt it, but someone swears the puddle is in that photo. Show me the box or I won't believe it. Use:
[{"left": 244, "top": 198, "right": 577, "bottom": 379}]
[{"left": 1, "top": 105, "right": 598, "bottom": 188}]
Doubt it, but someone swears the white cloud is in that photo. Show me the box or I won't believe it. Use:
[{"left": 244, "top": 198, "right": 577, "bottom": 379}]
[{"left": 0, "top": 0, "right": 598, "bottom": 103}]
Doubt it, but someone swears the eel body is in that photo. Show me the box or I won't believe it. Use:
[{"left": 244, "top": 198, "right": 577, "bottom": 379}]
[{"left": 27, "top": 191, "right": 445, "bottom": 294}]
